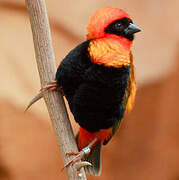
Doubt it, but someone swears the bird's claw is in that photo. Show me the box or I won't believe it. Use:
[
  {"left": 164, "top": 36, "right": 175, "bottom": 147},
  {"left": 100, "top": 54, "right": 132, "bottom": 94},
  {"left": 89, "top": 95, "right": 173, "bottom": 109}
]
[
  {"left": 75, "top": 161, "right": 92, "bottom": 172},
  {"left": 64, "top": 151, "right": 85, "bottom": 168},
  {"left": 62, "top": 151, "right": 91, "bottom": 172},
  {"left": 40, "top": 81, "right": 58, "bottom": 91}
]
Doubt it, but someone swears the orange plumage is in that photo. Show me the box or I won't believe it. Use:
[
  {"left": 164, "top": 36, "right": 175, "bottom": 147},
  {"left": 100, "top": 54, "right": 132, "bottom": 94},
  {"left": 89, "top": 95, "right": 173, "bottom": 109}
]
[
  {"left": 125, "top": 52, "right": 137, "bottom": 114},
  {"left": 88, "top": 35, "right": 131, "bottom": 67},
  {"left": 78, "top": 127, "right": 113, "bottom": 150},
  {"left": 87, "top": 7, "right": 130, "bottom": 40}
]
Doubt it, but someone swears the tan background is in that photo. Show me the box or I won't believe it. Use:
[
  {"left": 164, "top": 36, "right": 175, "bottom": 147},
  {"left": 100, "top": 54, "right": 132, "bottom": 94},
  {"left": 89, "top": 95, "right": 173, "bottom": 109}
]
[{"left": 0, "top": 0, "right": 179, "bottom": 179}]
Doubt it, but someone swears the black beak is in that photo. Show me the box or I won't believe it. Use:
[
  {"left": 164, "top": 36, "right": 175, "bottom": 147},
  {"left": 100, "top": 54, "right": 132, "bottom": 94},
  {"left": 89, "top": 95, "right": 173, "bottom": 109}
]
[{"left": 124, "top": 23, "right": 141, "bottom": 35}]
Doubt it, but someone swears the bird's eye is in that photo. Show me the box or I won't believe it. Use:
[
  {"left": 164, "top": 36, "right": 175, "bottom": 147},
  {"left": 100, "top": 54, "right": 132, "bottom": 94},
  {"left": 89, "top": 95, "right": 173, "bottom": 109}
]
[{"left": 114, "top": 23, "right": 123, "bottom": 31}]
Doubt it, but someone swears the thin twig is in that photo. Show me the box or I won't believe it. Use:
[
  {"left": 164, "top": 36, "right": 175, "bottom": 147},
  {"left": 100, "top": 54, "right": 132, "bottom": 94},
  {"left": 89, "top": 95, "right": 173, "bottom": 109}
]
[{"left": 25, "top": 0, "right": 86, "bottom": 179}]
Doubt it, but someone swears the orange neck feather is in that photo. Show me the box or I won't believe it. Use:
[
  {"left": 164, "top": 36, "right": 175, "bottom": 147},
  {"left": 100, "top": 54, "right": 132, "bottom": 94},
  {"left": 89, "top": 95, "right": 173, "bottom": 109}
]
[{"left": 88, "top": 35, "right": 132, "bottom": 68}]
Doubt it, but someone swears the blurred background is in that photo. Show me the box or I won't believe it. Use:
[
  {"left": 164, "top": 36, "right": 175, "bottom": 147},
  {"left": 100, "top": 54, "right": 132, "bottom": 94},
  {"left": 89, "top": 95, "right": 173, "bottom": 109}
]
[{"left": 0, "top": 0, "right": 179, "bottom": 179}]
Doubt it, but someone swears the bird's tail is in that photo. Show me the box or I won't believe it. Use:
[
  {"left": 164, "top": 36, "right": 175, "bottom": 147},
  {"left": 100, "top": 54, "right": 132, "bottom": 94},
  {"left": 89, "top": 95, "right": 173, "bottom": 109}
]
[{"left": 76, "top": 130, "right": 102, "bottom": 176}]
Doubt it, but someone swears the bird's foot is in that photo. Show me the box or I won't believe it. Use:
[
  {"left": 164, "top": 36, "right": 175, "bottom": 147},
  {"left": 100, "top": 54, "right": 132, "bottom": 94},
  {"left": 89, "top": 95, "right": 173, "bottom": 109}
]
[
  {"left": 64, "top": 147, "right": 91, "bottom": 168},
  {"left": 62, "top": 147, "right": 92, "bottom": 172},
  {"left": 63, "top": 137, "right": 98, "bottom": 170},
  {"left": 25, "top": 81, "right": 64, "bottom": 112}
]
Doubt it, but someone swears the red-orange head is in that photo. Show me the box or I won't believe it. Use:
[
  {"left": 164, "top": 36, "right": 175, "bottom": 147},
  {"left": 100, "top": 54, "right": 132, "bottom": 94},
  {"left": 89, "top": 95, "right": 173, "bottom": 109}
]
[{"left": 86, "top": 6, "right": 141, "bottom": 42}]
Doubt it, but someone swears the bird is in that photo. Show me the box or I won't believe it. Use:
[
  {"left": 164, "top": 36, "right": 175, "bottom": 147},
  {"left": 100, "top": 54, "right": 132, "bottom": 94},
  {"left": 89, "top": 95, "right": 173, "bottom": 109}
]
[{"left": 26, "top": 6, "right": 141, "bottom": 176}]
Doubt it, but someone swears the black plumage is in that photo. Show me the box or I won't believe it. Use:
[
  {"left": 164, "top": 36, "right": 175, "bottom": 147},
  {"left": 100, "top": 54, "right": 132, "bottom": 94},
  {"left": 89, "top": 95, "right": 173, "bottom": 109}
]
[
  {"left": 56, "top": 40, "right": 130, "bottom": 132},
  {"left": 105, "top": 18, "right": 134, "bottom": 40}
]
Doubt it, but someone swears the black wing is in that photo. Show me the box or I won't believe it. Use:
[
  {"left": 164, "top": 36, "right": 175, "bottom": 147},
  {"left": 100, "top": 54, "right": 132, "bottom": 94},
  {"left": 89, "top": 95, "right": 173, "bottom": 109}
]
[{"left": 55, "top": 40, "right": 92, "bottom": 114}]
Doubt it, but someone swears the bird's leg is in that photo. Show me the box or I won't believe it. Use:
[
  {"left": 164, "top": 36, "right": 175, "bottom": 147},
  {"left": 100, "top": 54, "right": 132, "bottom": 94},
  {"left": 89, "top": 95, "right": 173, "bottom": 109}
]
[
  {"left": 63, "top": 137, "right": 98, "bottom": 169},
  {"left": 25, "top": 81, "right": 64, "bottom": 112}
]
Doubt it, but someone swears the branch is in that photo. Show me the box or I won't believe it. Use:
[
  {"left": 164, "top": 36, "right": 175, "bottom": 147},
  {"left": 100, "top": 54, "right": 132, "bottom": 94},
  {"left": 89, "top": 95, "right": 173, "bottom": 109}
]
[{"left": 25, "top": 0, "right": 86, "bottom": 179}]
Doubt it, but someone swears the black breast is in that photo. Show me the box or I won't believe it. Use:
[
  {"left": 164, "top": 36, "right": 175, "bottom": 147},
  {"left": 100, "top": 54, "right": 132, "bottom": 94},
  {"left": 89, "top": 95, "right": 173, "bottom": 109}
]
[{"left": 70, "top": 64, "right": 130, "bottom": 132}]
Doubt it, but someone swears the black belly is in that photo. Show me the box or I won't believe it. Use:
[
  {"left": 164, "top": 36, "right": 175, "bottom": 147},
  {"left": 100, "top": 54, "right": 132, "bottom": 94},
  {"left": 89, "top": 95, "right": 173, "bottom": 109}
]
[{"left": 62, "top": 64, "right": 130, "bottom": 132}]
